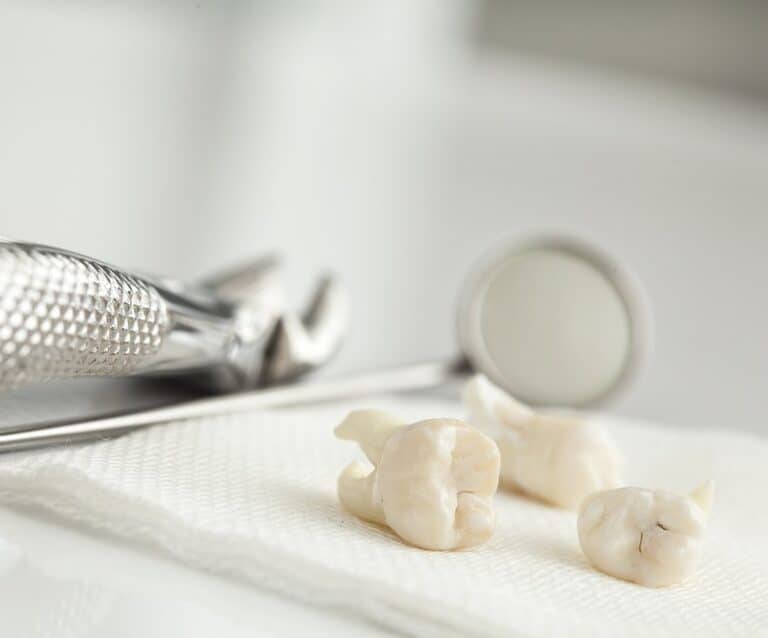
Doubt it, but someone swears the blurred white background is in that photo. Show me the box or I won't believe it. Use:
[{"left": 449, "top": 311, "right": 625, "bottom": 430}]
[{"left": 2, "top": 0, "right": 767, "bottom": 429}]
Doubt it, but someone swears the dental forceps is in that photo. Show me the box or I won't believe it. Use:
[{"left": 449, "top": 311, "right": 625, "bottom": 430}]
[{"left": 0, "top": 236, "right": 650, "bottom": 452}]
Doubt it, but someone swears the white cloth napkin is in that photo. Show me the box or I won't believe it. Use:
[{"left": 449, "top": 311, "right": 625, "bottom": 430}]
[{"left": 0, "top": 398, "right": 766, "bottom": 638}]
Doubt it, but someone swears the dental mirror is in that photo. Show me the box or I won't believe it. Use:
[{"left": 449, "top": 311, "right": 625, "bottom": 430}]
[
  {"left": 0, "top": 235, "right": 650, "bottom": 452},
  {"left": 457, "top": 236, "right": 648, "bottom": 406}
]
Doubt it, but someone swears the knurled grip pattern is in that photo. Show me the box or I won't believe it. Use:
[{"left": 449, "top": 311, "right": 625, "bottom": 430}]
[{"left": 0, "top": 245, "right": 169, "bottom": 390}]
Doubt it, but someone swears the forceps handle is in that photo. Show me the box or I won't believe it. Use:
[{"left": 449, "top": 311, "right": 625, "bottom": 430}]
[
  {"left": 0, "top": 360, "right": 464, "bottom": 453},
  {"left": 0, "top": 241, "right": 172, "bottom": 391}
]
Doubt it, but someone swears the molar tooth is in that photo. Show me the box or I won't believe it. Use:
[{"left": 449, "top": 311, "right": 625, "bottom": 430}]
[
  {"left": 463, "top": 374, "right": 623, "bottom": 509},
  {"left": 335, "top": 412, "right": 500, "bottom": 551},
  {"left": 577, "top": 484, "right": 714, "bottom": 587}
]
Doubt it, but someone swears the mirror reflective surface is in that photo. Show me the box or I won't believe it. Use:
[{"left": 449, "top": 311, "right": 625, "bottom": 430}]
[{"left": 459, "top": 238, "right": 648, "bottom": 406}]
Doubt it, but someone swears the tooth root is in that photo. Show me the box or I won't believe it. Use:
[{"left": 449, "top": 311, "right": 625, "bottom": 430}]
[
  {"left": 262, "top": 275, "right": 349, "bottom": 384},
  {"left": 463, "top": 374, "right": 535, "bottom": 433},
  {"left": 334, "top": 410, "right": 405, "bottom": 464},
  {"left": 337, "top": 462, "right": 386, "bottom": 525},
  {"left": 689, "top": 480, "right": 715, "bottom": 519},
  {"left": 463, "top": 374, "right": 622, "bottom": 509},
  {"left": 578, "top": 485, "right": 710, "bottom": 587}
]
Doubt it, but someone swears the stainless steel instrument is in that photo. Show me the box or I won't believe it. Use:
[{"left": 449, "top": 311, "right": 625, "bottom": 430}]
[
  {"left": 0, "top": 235, "right": 650, "bottom": 453},
  {"left": 0, "top": 239, "right": 348, "bottom": 392}
]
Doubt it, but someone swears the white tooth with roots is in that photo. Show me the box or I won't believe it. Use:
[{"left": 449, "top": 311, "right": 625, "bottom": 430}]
[
  {"left": 335, "top": 410, "right": 501, "bottom": 550},
  {"left": 462, "top": 374, "right": 623, "bottom": 509},
  {"left": 578, "top": 482, "right": 714, "bottom": 587}
]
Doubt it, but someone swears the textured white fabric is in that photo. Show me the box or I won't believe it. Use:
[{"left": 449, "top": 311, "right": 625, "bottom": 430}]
[{"left": 0, "top": 398, "right": 766, "bottom": 637}]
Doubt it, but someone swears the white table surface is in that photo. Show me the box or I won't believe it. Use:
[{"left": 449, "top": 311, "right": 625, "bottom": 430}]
[{"left": 0, "top": 504, "right": 397, "bottom": 637}]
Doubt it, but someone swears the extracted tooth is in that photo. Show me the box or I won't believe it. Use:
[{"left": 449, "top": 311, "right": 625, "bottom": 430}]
[
  {"left": 337, "top": 461, "right": 387, "bottom": 526},
  {"left": 335, "top": 410, "right": 405, "bottom": 464},
  {"left": 577, "top": 482, "right": 714, "bottom": 587},
  {"left": 463, "top": 374, "right": 622, "bottom": 509},
  {"left": 689, "top": 480, "right": 714, "bottom": 517},
  {"left": 334, "top": 410, "right": 501, "bottom": 550}
]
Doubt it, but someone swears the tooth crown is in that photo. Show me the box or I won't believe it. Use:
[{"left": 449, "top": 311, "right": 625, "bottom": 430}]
[
  {"left": 464, "top": 375, "right": 622, "bottom": 509},
  {"left": 335, "top": 412, "right": 500, "bottom": 551},
  {"left": 578, "top": 486, "right": 711, "bottom": 587},
  {"left": 501, "top": 416, "right": 623, "bottom": 509}
]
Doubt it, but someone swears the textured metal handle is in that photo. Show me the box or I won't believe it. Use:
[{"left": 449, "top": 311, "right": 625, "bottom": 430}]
[{"left": 0, "top": 242, "right": 169, "bottom": 390}]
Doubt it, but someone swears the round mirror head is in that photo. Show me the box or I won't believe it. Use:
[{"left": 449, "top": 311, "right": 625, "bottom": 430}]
[{"left": 458, "top": 236, "right": 650, "bottom": 407}]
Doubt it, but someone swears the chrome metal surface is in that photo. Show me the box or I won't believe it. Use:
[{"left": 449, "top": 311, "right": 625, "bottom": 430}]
[
  {"left": 0, "top": 235, "right": 649, "bottom": 453},
  {"left": 261, "top": 276, "right": 349, "bottom": 385},
  {"left": 0, "top": 242, "right": 169, "bottom": 389},
  {"left": 0, "top": 240, "right": 348, "bottom": 393},
  {"left": 0, "top": 361, "right": 459, "bottom": 452}
]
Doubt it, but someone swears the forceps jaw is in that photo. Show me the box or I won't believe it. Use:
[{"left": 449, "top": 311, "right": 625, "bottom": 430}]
[
  {"left": 0, "top": 241, "right": 349, "bottom": 394},
  {"left": 260, "top": 276, "right": 349, "bottom": 386}
]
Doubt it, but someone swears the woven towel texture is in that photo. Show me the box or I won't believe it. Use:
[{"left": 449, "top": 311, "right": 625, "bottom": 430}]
[{"left": 0, "top": 399, "right": 765, "bottom": 637}]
